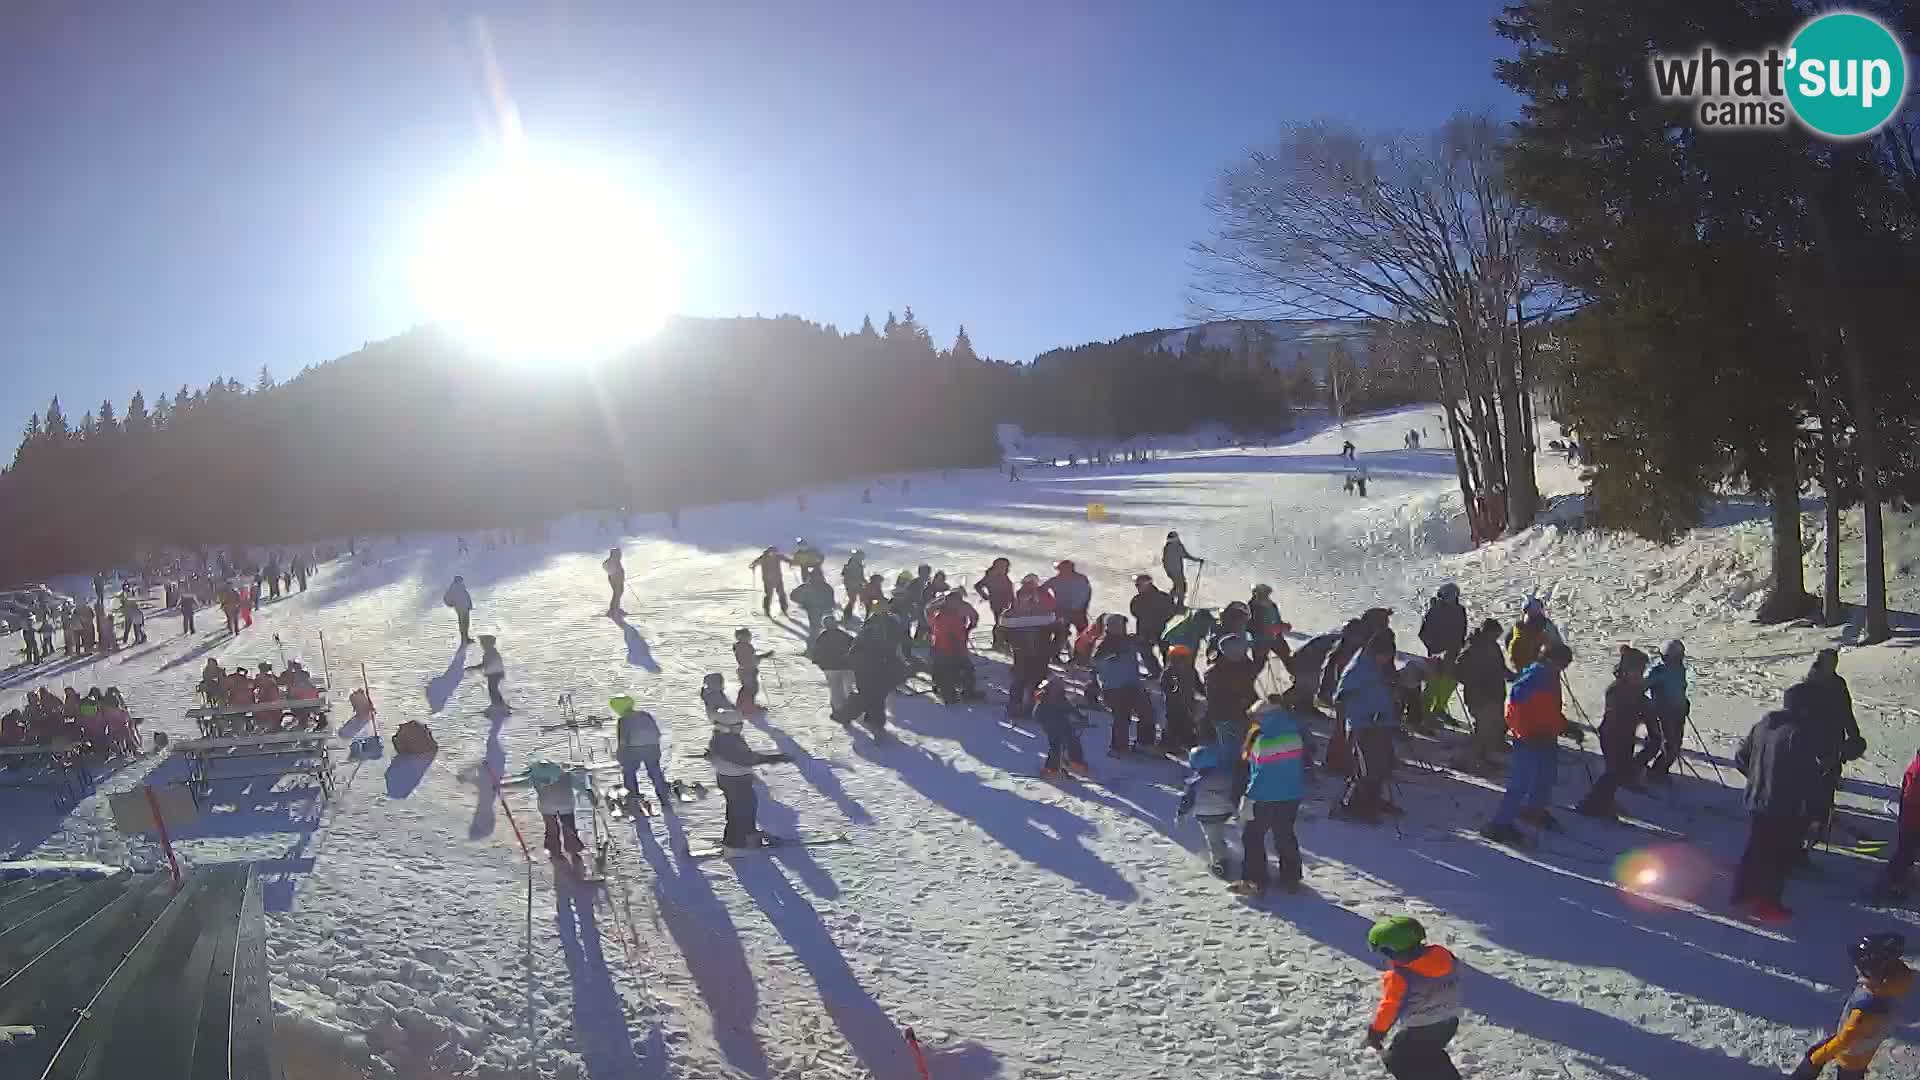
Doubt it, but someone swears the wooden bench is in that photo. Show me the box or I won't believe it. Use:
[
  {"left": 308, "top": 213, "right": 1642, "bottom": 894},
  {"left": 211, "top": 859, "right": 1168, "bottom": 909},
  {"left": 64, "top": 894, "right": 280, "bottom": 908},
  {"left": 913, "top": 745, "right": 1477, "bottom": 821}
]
[
  {"left": 172, "top": 733, "right": 341, "bottom": 804},
  {"left": 185, "top": 696, "right": 331, "bottom": 738}
]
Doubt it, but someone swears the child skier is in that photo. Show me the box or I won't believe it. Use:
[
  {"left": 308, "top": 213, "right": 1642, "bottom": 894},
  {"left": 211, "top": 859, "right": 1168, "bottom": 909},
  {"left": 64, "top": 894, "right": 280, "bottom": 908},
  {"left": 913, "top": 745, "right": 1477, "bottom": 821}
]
[
  {"left": 706, "top": 688, "right": 793, "bottom": 853},
  {"left": 516, "top": 761, "right": 588, "bottom": 856},
  {"left": 1176, "top": 736, "right": 1240, "bottom": 877},
  {"left": 1365, "top": 916, "right": 1464, "bottom": 1079},
  {"left": 1033, "top": 677, "right": 1090, "bottom": 779},
  {"left": 701, "top": 673, "right": 733, "bottom": 718},
  {"left": 1574, "top": 645, "right": 1651, "bottom": 820},
  {"left": 611, "top": 694, "right": 667, "bottom": 811},
  {"left": 1161, "top": 644, "right": 1202, "bottom": 754},
  {"left": 1229, "top": 691, "right": 1308, "bottom": 896},
  {"left": 1637, "top": 639, "right": 1690, "bottom": 782},
  {"left": 732, "top": 628, "right": 773, "bottom": 715},
  {"left": 1790, "top": 932, "right": 1912, "bottom": 1079},
  {"left": 468, "top": 634, "right": 508, "bottom": 709}
]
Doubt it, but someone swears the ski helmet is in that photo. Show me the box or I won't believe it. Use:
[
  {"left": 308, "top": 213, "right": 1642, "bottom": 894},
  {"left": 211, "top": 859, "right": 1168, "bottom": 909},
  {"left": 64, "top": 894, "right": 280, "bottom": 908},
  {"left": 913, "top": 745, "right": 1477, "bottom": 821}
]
[
  {"left": 1437, "top": 582, "right": 1460, "bottom": 601},
  {"left": 1854, "top": 932, "right": 1906, "bottom": 975},
  {"left": 1252, "top": 583, "right": 1272, "bottom": 596},
  {"left": 735, "top": 627, "right": 751, "bottom": 639},
  {"left": 608, "top": 694, "right": 635, "bottom": 716},
  {"left": 1663, "top": 640, "right": 1685, "bottom": 661},
  {"left": 1367, "top": 916, "right": 1427, "bottom": 957},
  {"left": 1167, "top": 530, "right": 1179, "bottom": 539}
]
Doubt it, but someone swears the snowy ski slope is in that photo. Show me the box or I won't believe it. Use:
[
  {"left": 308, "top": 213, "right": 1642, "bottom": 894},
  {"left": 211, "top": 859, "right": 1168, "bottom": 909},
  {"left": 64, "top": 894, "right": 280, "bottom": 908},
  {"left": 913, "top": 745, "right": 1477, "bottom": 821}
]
[{"left": 4, "top": 405, "right": 1917, "bottom": 1080}]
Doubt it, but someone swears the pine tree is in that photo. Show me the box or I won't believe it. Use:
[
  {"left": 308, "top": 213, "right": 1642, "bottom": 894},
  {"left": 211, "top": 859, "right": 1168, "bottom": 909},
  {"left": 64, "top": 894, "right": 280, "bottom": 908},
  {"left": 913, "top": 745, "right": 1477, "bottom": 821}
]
[
  {"left": 174, "top": 386, "right": 191, "bottom": 416},
  {"left": 882, "top": 312, "right": 900, "bottom": 339},
  {"left": 951, "top": 325, "right": 979, "bottom": 365},
  {"left": 97, "top": 398, "right": 117, "bottom": 431},
  {"left": 151, "top": 396, "right": 169, "bottom": 430},
  {"left": 126, "top": 390, "right": 149, "bottom": 432},
  {"left": 78, "top": 409, "right": 97, "bottom": 438},
  {"left": 44, "top": 397, "right": 68, "bottom": 440},
  {"left": 256, "top": 365, "right": 275, "bottom": 392},
  {"left": 858, "top": 315, "right": 879, "bottom": 340}
]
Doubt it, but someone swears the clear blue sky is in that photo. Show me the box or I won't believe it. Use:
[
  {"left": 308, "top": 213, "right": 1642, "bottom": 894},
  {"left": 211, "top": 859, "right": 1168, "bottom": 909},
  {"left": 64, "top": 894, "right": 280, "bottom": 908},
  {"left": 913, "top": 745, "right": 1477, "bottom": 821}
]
[{"left": 0, "top": 1, "right": 1514, "bottom": 437}]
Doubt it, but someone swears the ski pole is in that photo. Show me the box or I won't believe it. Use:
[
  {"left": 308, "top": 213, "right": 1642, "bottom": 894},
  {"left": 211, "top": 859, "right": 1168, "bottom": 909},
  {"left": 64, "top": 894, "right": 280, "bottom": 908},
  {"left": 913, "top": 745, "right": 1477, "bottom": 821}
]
[
  {"left": 1686, "top": 721, "right": 1727, "bottom": 787},
  {"left": 1190, "top": 562, "right": 1205, "bottom": 608}
]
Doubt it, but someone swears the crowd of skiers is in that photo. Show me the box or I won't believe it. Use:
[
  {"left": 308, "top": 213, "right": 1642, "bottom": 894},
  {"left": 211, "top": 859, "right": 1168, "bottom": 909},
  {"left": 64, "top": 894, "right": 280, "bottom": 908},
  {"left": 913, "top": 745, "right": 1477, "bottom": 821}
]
[{"left": 0, "top": 684, "right": 141, "bottom": 755}]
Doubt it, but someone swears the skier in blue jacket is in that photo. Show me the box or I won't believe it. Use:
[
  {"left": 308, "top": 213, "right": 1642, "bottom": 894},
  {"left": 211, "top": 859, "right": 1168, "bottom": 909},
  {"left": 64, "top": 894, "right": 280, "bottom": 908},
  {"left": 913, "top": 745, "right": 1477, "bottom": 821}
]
[{"left": 1636, "top": 639, "right": 1690, "bottom": 782}]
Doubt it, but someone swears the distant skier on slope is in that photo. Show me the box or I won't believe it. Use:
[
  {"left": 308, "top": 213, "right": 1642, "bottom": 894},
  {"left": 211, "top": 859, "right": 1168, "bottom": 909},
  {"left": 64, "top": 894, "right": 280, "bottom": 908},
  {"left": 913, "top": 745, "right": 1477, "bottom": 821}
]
[
  {"left": 444, "top": 575, "right": 474, "bottom": 645},
  {"left": 840, "top": 550, "right": 867, "bottom": 620},
  {"left": 1161, "top": 531, "right": 1204, "bottom": 608}
]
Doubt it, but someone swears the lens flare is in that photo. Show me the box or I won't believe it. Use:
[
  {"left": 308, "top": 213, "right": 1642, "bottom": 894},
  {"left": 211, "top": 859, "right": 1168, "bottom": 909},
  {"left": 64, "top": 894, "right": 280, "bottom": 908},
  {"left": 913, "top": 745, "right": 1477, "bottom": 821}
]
[{"left": 1613, "top": 843, "right": 1714, "bottom": 909}]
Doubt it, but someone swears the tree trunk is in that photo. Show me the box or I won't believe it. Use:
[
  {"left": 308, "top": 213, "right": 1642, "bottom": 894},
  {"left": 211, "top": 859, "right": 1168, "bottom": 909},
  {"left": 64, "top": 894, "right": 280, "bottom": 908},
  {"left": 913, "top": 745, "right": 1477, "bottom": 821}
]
[
  {"left": 1755, "top": 430, "right": 1811, "bottom": 624},
  {"left": 1498, "top": 319, "right": 1540, "bottom": 531},
  {"left": 1815, "top": 373, "right": 1844, "bottom": 627},
  {"left": 1808, "top": 194, "right": 1891, "bottom": 643}
]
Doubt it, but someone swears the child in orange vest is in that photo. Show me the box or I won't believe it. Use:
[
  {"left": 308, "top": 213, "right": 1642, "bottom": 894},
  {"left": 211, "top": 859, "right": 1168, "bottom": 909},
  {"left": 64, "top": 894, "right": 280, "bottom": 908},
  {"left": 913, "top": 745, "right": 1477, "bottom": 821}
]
[{"left": 1365, "top": 916, "right": 1464, "bottom": 1079}]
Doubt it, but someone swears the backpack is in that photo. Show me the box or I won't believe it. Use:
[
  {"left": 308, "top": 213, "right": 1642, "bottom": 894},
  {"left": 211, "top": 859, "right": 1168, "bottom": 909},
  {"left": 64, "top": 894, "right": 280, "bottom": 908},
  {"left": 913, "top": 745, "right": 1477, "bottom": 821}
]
[{"left": 392, "top": 719, "right": 437, "bottom": 756}]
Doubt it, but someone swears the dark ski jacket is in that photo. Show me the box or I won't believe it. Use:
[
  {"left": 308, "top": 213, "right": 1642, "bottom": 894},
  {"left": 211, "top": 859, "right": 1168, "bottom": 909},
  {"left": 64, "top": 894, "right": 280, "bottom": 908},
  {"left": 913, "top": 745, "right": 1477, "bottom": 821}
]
[
  {"left": 1803, "top": 666, "right": 1863, "bottom": 762},
  {"left": 1418, "top": 598, "right": 1467, "bottom": 658},
  {"left": 793, "top": 577, "right": 835, "bottom": 617},
  {"left": 975, "top": 568, "right": 1014, "bottom": 614},
  {"left": 1455, "top": 634, "right": 1511, "bottom": 704},
  {"left": 851, "top": 616, "right": 906, "bottom": 679},
  {"left": 841, "top": 557, "right": 866, "bottom": 595},
  {"left": 1162, "top": 539, "right": 1200, "bottom": 578},
  {"left": 1130, "top": 586, "right": 1177, "bottom": 640},
  {"left": 1734, "top": 686, "right": 1828, "bottom": 817},
  {"left": 1598, "top": 677, "right": 1652, "bottom": 744},
  {"left": 444, "top": 581, "right": 473, "bottom": 612},
  {"left": 808, "top": 625, "right": 855, "bottom": 671}
]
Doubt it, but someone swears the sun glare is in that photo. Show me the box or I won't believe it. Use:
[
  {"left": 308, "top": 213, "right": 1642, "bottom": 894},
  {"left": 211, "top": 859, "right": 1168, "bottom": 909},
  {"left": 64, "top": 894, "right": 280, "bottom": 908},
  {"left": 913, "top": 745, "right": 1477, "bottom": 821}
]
[{"left": 413, "top": 161, "right": 678, "bottom": 364}]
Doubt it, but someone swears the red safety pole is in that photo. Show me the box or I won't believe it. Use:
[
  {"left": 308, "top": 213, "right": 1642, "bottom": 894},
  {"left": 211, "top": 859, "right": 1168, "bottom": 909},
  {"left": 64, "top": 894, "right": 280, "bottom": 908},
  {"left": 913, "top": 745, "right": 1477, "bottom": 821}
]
[
  {"left": 144, "top": 784, "right": 182, "bottom": 892},
  {"left": 485, "top": 764, "right": 532, "bottom": 861},
  {"left": 903, "top": 1027, "right": 932, "bottom": 1080},
  {"left": 360, "top": 662, "right": 378, "bottom": 737}
]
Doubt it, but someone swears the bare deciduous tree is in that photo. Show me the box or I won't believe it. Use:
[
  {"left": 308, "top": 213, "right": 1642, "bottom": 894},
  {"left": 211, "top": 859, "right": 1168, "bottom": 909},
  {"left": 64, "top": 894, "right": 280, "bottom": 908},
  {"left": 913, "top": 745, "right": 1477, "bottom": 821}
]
[{"left": 1191, "top": 111, "right": 1567, "bottom": 534}]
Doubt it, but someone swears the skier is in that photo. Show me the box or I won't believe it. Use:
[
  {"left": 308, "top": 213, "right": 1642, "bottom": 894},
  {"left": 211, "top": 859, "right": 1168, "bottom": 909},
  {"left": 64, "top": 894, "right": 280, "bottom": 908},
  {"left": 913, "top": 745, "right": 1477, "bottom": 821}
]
[
  {"left": 1635, "top": 639, "right": 1690, "bottom": 782},
  {"left": 294, "top": 553, "right": 309, "bottom": 592},
  {"left": 1093, "top": 615, "right": 1155, "bottom": 755},
  {"left": 38, "top": 613, "right": 54, "bottom": 657},
  {"left": 700, "top": 672, "right": 735, "bottom": 718},
  {"left": 122, "top": 594, "right": 146, "bottom": 645},
  {"left": 177, "top": 590, "right": 197, "bottom": 635},
  {"left": 1788, "top": 932, "right": 1911, "bottom": 1080},
  {"left": 1505, "top": 597, "right": 1562, "bottom": 671},
  {"left": 1161, "top": 604, "right": 1217, "bottom": 657},
  {"left": 1002, "top": 575, "right": 1060, "bottom": 718},
  {"left": 975, "top": 557, "right": 1015, "bottom": 650},
  {"left": 1334, "top": 630, "right": 1400, "bottom": 823},
  {"left": 1246, "top": 584, "right": 1289, "bottom": 667},
  {"left": 1805, "top": 648, "right": 1866, "bottom": 851},
  {"left": 601, "top": 547, "right": 626, "bottom": 615},
  {"left": 1229, "top": 692, "right": 1309, "bottom": 896},
  {"left": 1417, "top": 583, "right": 1468, "bottom": 724},
  {"left": 521, "top": 762, "right": 587, "bottom": 855},
  {"left": 444, "top": 575, "right": 474, "bottom": 644},
  {"left": 19, "top": 620, "right": 39, "bottom": 665},
  {"left": 469, "top": 634, "right": 508, "bottom": 709},
  {"left": 859, "top": 573, "right": 887, "bottom": 619},
  {"left": 792, "top": 568, "right": 836, "bottom": 641},
  {"left": 707, "top": 703, "right": 794, "bottom": 853},
  {"left": 1207, "top": 601, "right": 1254, "bottom": 665},
  {"left": 1161, "top": 531, "right": 1204, "bottom": 608},
  {"left": 1160, "top": 644, "right": 1202, "bottom": 754},
  {"left": 1176, "top": 735, "right": 1239, "bottom": 877},
  {"left": 1453, "top": 619, "right": 1513, "bottom": 772},
  {"left": 1481, "top": 643, "right": 1582, "bottom": 846},
  {"left": 611, "top": 694, "right": 668, "bottom": 810},
  {"left": 748, "top": 546, "right": 790, "bottom": 616},
  {"left": 1877, "top": 750, "right": 1920, "bottom": 900},
  {"left": 1364, "top": 916, "right": 1464, "bottom": 1080},
  {"left": 1033, "top": 676, "right": 1090, "bottom": 779},
  {"left": 840, "top": 550, "right": 866, "bottom": 619},
  {"left": 1731, "top": 681, "right": 1825, "bottom": 922},
  {"left": 1201, "top": 629, "right": 1260, "bottom": 748},
  {"left": 926, "top": 589, "right": 980, "bottom": 704},
  {"left": 837, "top": 609, "right": 904, "bottom": 733},
  {"left": 1129, "top": 575, "right": 1177, "bottom": 677},
  {"left": 790, "top": 537, "right": 824, "bottom": 582},
  {"left": 1574, "top": 646, "right": 1652, "bottom": 820},
  {"left": 1340, "top": 439, "right": 1355, "bottom": 463},
  {"left": 266, "top": 556, "right": 282, "bottom": 600},
  {"left": 732, "top": 628, "right": 772, "bottom": 715},
  {"left": 808, "top": 615, "right": 857, "bottom": 715},
  {"left": 899, "top": 565, "right": 934, "bottom": 644}
]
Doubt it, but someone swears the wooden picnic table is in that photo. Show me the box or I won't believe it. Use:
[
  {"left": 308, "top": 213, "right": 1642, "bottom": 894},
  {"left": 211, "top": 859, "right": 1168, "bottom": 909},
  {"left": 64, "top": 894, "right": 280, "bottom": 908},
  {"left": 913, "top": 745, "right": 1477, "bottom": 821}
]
[
  {"left": 185, "top": 696, "right": 331, "bottom": 738},
  {"left": 0, "top": 739, "right": 89, "bottom": 807},
  {"left": 171, "top": 732, "right": 341, "bottom": 804}
]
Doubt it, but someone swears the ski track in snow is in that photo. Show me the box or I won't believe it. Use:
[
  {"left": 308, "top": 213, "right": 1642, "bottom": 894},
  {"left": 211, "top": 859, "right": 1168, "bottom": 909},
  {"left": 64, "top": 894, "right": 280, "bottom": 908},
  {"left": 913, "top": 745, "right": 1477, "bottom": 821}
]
[{"left": 7, "top": 404, "right": 1920, "bottom": 1079}]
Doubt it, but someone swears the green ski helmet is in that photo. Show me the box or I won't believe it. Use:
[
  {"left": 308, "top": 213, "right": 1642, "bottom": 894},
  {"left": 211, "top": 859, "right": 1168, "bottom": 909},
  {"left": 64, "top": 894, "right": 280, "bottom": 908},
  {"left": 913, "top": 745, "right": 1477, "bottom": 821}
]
[{"left": 1368, "top": 916, "right": 1427, "bottom": 957}]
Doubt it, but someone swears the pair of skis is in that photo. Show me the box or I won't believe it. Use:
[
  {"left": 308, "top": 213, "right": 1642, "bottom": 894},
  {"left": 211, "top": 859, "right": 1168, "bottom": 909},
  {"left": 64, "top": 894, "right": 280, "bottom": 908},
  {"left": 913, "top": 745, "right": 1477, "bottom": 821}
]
[{"left": 684, "top": 832, "right": 852, "bottom": 859}]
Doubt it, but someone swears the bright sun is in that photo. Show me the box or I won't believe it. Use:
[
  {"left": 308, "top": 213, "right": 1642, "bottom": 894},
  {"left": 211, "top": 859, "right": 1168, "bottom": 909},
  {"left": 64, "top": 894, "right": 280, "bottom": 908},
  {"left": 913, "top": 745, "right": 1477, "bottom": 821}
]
[{"left": 413, "top": 160, "right": 678, "bottom": 363}]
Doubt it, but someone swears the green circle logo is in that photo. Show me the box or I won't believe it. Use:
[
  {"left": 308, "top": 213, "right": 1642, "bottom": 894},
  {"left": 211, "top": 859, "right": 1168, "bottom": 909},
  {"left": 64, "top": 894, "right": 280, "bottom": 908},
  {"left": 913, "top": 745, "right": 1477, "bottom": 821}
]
[{"left": 1786, "top": 12, "right": 1907, "bottom": 138}]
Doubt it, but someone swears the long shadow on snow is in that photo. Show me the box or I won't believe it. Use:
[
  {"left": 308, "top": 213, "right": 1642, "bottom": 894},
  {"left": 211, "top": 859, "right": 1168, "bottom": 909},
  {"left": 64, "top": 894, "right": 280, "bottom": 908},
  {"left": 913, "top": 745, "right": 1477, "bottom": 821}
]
[
  {"left": 385, "top": 749, "right": 435, "bottom": 799},
  {"left": 631, "top": 814, "right": 771, "bottom": 1077},
  {"left": 426, "top": 644, "right": 468, "bottom": 714},
  {"left": 610, "top": 612, "right": 661, "bottom": 672},
  {"left": 853, "top": 690, "right": 1138, "bottom": 902},
  {"left": 749, "top": 711, "right": 873, "bottom": 829},
  {"left": 1272, "top": 898, "right": 1787, "bottom": 1079},
  {"left": 466, "top": 708, "right": 510, "bottom": 840},
  {"left": 733, "top": 857, "right": 918, "bottom": 1077},
  {"left": 1334, "top": 736, "right": 1851, "bottom": 1037},
  {"left": 555, "top": 880, "right": 656, "bottom": 1080}
]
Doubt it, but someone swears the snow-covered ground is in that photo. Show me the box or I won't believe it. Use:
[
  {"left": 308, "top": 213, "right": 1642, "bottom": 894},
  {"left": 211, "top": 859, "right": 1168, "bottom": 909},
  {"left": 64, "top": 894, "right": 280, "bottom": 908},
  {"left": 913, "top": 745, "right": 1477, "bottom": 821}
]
[{"left": 5, "top": 404, "right": 1918, "bottom": 1080}]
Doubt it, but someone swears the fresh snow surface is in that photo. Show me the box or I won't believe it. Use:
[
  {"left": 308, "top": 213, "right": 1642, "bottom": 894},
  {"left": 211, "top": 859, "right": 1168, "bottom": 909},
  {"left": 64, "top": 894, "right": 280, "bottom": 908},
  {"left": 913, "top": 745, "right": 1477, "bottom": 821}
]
[{"left": 4, "top": 403, "right": 1919, "bottom": 1080}]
